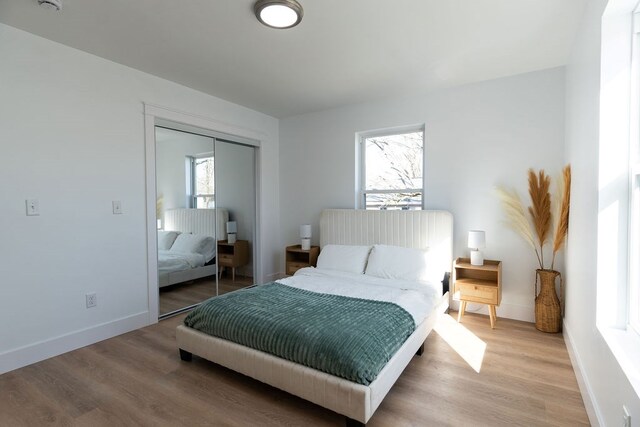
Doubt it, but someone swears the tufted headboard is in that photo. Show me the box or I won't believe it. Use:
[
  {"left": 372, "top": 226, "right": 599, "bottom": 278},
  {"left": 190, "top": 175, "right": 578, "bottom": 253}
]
[
  {"left": 320, "top": 209, "right": 453, "bottom": 275},
  {"left": 164, "top": 208, "right": 229, "bottom": 239}
]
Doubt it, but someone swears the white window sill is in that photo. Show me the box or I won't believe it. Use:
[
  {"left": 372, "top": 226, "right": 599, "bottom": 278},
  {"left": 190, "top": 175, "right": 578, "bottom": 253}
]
[{"left": 599, "top": 325, "right": 640, "bottom": 399}]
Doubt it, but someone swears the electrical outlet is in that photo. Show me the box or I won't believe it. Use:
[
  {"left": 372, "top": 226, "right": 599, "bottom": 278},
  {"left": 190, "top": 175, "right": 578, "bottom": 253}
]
[
  {"left": 86, "top": 293, "right": 97, "bottom": 308},
  {"left": 624, "top": 405, "right": 631, "bottom": 427},
  {"left": 112, "top": 200, "right": 122, "bottom": 214},
  {"left": 26, "top": 199, "right": 40, "bottom": 216}
]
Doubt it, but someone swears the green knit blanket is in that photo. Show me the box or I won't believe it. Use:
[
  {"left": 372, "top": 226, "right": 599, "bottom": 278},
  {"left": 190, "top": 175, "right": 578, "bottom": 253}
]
[{"left": 183, "top": 282, "right": 415, "bottom": 385}]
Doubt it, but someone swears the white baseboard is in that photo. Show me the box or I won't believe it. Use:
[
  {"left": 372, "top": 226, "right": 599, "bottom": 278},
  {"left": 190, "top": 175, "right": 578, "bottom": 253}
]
[
  {"left": 0, "top": 311, "right": 150, "bottom": 375},
  {"left": 563, "top": 319, "right": 603, "bottom": 426}
]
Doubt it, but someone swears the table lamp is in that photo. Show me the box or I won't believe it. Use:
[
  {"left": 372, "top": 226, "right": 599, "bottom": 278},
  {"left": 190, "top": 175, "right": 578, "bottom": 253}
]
[
  {"left": 468, "top": 230, "right": 486, "bottom": 266},
  {"left": 227, "top": 221, "right": 237, "bottom": 244},
  {"left": 300, "top": 224, "right": 311, "bottom": 250}
]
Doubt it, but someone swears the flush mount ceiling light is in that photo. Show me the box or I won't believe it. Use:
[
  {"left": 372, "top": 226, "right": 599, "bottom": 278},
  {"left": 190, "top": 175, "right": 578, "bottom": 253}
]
[
  {"left": 38, "top": 0, "right": 62, "bottom": 11},
  {"left": 254, "top": 0, "right": 303, "bottom": 29}
]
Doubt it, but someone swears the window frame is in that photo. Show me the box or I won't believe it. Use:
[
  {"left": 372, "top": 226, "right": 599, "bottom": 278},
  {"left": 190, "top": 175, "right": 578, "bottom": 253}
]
[
  {"left": 186, "top": 153, "right": 215, "bottom": 209},
  {"left": 595, "top": 1, "right": 640, "bottom": 400},
  {"left": 357, "top": 125, "right": 426, "bottom": 210},
  {"left": 629, "top": 10, "right": 640, "bottom": 334}
]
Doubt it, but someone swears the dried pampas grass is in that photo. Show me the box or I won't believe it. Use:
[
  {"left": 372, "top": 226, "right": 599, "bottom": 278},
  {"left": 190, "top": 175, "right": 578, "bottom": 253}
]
[
  {"left": 156, "top": 195, "right": 164, "bottom": 218},
  {"left": 496, "top": 165, "right": 571, "bottom": 271},
  {"left": 496, "top": 187, "right": 542, "bottom": 269},
  {"left": 528, "top": 169, "right": 552, "bottom": 268},
  {"left": 551, "top": 165, "right": 571, "bottom": 270}
]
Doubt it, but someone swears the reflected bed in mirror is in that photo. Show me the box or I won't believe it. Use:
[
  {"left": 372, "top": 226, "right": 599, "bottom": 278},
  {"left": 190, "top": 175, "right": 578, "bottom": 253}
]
[{"left": 158, "top": 208, "right": 228, "bottom": 287}]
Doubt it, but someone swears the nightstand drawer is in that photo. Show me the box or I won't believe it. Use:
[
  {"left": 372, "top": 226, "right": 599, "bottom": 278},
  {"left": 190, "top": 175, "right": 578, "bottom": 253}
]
[
  {"left": 456, "top": 282, "right": 498, "bottom": 304},
  {"left": 286, "top": 261, "right": 309, "bottom": 275},
  {"left": 219, "top": 254, "right": 234, "bottom": 264}
]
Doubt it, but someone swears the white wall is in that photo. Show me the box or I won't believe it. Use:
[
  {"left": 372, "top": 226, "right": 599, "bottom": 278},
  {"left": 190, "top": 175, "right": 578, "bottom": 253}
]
[
  {"left": 0, "top": 23, "right": 279, "bottom": 373},
  {"left": 279, "top": 67, "right": 566, "bottom": 321},
  {"left": 564, "top": 0, "right": 640, "bottom": 424}
]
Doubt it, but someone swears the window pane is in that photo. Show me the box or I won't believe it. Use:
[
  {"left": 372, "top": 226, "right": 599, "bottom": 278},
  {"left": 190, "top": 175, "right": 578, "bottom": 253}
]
[
  {"left": 196, "top": 196, "right": 215, "bottom": 209},
  {"left": 365, "top": 192, "right": 422, "bottom": 210},
  {"left": 195, "top": 157, "right": 214, "bottom": 195},
  {"left": 365, "top": 132, "right": 423, "bottom": 191}
]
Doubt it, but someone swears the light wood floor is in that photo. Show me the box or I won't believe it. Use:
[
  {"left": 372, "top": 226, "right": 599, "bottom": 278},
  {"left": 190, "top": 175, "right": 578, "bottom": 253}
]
[
  {"left": 159, "top": 275, "right": 254, "bottom": 316},
  {"left": 0, "top": 312, "right": 589, "bottom": 426}
]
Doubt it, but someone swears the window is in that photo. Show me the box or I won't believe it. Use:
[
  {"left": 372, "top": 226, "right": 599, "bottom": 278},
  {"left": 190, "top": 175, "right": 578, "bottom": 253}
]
[
  {"left": 358, "top": 128, "right": 424, "bottom": 210},
  {"left": 630, "top": 11, "right": 640, "bottom": 334},
  {"left": 186, "top": 154, "right": 215, "bottom": 208},
  {"left": 595, "top": 4, "right": 640, "bottom": 397}
]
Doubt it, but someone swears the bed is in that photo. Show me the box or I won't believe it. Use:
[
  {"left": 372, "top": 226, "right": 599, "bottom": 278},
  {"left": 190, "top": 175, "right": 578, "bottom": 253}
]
[
  {"left": 158, "top": 208, "right": 229, "bottom": 288},
  {"left": 176, "top": 209, "right": 453, "bottom": 425}
]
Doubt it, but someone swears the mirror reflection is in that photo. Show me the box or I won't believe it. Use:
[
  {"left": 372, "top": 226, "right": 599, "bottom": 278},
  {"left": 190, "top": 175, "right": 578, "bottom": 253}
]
[
  {"left": 155, "top": 127, "right": 257, "bottom": 318},
  {"left": 156, "top": 127, "right": 218, "bottom": 317},
  {"left": 215, "top": 140, "right": 256, "bottom": 294}
]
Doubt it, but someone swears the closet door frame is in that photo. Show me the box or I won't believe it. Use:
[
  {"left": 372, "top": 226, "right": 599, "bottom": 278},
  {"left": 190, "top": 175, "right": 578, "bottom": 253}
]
[{"left": 143, "top": 103, "right": 262, "bottom": 323}]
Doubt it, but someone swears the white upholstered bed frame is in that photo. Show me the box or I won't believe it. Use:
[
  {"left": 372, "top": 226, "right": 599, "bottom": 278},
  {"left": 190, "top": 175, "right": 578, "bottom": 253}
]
[
  {"left": 159, "top": 208, "right": 229, "bottom": 287},
  {"left": 176, "top": 209, "right": 453, "bottom": 425}
]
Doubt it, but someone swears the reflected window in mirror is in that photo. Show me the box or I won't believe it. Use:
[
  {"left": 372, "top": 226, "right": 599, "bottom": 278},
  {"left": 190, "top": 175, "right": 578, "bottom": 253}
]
[{"left": 186, "top": 154, "right": 215, "bottom": 208}]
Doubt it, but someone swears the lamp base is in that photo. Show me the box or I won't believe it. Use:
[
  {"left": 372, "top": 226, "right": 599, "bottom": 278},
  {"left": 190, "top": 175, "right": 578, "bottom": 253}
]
[
  {"left": 301, "top": 238, "right": 311, "bottom": 251},
  {"left": 470, "top": 250, "right": 484, "bottom": 266},
  {"left": 228, "top": 233, "right": 237, "bottom": 244}
]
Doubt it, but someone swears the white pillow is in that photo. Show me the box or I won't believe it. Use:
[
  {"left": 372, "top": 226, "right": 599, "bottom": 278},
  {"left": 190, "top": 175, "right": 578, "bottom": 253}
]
[
  {"left": 157, "top": 230, "right": 179, "bottom": 251},
  {"left": 365, "top": 244, "right": 430, "bottom": 282},
  {"left": 316, "top": 245, "right": 372, "bottom": 274},
  {"left": 170, "top": 233, "right": 216, "bottom": 262}
]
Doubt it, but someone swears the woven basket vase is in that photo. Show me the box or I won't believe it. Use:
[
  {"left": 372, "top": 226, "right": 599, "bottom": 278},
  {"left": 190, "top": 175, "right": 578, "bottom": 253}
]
[{"left": 535, "top": 269, "right": 562, "bottom": 333}]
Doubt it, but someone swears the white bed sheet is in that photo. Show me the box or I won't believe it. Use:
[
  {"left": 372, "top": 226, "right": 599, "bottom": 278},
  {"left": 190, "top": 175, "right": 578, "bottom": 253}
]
[
  {"left": 158, "top": 250, "right": 206, "bottom": 275},
  {"left": 276, "top": 267, "right": 441, "bottom": 325}
]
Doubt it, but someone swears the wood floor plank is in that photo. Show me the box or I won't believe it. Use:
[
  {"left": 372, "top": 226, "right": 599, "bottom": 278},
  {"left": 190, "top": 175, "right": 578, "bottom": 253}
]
[
  {"left": 0, "top": 311, "right": 588, "bottom": 426},
  {"left": 159, "top": 275, "right": 253, "bottom": 316}
]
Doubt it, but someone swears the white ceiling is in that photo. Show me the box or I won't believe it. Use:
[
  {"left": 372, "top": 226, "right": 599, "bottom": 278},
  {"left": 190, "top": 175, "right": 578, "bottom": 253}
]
[{"left": 0, "top": 0, "right": 587, "bottom": 118}]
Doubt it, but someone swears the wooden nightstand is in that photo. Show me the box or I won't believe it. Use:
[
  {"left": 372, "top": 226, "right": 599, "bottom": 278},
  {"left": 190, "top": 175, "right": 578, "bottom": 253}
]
[
  {"left": 285, "top": 245, "right": 320, "bottom": 276},
  {"left": 453, "top": 257, "right": 502, "bottom": 328},
  {"left": 217, "top": 240, "right": 250, "bottom": 281}
]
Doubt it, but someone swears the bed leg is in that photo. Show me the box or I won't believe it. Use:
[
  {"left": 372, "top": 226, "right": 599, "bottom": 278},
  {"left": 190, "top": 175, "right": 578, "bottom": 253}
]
[
  {"left": 345, "top": 417, "right": 365, "bottom": 427},
  {"left": 179, "top": 349, "right": 192, "bottom": 362},
  {"left": 416, "top": 342, "right": 425, "bottom": 356}
]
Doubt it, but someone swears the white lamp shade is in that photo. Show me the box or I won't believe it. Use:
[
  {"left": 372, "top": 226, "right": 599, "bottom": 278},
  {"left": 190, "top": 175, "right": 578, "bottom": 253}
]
[
  {"left": 468, "top": 230, "right": 486, "bottom": 249},
  {"left": 226, "top": 221, "right": 237, "bottom": 234},
  {"left": 300, "top": 224, "right": 312, "bottom": 239}
]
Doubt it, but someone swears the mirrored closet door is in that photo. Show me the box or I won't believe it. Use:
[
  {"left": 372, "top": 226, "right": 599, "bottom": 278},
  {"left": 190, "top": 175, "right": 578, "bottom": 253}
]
[
  {"left": 155, "top": 126, "right": 257, "bottom": 318},
  {"left": 214, "top": 139, "right": 256, "bottom": 295}
]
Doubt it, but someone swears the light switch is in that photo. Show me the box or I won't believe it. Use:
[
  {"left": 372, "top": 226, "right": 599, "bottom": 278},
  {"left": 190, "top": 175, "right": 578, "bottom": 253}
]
[
  {"left": 112, "top": 200, "right": 122, "bottom": 214},
  {"left": 26, "top": 199, "right": 39, "bottom": 216}
]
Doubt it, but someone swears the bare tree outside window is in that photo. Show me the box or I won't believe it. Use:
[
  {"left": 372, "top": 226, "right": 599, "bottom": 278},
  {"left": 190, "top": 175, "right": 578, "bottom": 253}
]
[
  {"left": 362, "top": 131, "right": 423, "bottom": 210},
  {"left": 193, "top": 156, "right": 215, "bottom": 208}
]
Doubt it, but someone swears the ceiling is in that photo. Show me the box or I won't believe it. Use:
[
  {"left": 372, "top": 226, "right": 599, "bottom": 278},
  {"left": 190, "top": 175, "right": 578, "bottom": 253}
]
[{"left": 0, "top": 0, "right": 587, "bottom": 118}]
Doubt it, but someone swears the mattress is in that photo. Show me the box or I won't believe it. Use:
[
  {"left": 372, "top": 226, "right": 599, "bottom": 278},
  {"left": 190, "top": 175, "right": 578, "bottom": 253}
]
[
  {"left": 158, "top": 250, "right": 207, "bottom": 275},
  {"left": 277, "top": 267, "right": 442, "bottom": 325}
]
